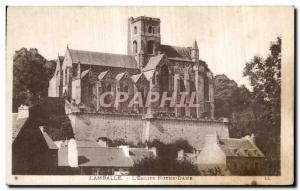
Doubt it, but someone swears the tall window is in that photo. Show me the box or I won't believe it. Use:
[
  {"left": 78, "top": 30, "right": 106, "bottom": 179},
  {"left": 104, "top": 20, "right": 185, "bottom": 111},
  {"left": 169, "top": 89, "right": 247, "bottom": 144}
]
[
  {"left": 64, "top": 69, "right": 67, "bottom": 85},
  {"left": 147, "top": 40, "right": 154, "bottom": 54},
  {"left": 148, "top": 26, "right": 152, "bottom": 33},
  {"left": 134, "top": 26, "right": 137, "bottom": 34},
  {"left": 133, "top": 41, "right": 137, "bottom": 54}
]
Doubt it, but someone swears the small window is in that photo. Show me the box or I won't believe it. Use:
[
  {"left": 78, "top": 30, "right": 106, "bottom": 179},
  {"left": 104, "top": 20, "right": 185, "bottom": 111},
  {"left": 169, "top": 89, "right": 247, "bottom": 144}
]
[
  {"left": 133, "top": 41, "right": 137, "bottom": 54},
  {"left": 148, "top": 26, "right": 152, "bottom": 33},
  {"left": 134, "top": 26, "right": 137, "bottom": 34}
]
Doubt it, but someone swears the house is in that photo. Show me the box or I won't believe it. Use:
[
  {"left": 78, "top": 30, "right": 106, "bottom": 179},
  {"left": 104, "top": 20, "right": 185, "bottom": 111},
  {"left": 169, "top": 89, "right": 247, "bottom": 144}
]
[
  {"left": 183, "top": 134, "right": 265, "bottom": 175},
  {"left": 57, "top": 139, "right": 156, "bottom": 175},
  {"left": 12, "top": 105, "right": 59, "bottom": 175}
]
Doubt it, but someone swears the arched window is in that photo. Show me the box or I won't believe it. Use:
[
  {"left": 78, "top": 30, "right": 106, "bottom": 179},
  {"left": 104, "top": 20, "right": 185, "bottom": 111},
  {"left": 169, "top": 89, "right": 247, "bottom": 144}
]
[
  {"left": 133, "top": 41, "right": 137, "bottom": 54},
  {"left": 134, "top": 26, "right": 137, "bottom": 34},
  {"left": 147, "top": 40, "right": 154, "bottom": 54},
  {"left": 148, "top": 26, "right": 152, "bottom": 33},
  {"left": 159, "top": 65, "right": 170, "bottom": 92}
]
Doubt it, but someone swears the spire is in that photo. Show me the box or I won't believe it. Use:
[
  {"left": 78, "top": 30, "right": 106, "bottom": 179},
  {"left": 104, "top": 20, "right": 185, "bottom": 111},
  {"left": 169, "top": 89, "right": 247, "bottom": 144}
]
[{"left": 193, "top": 40, "right": 198, "bottom": 50}]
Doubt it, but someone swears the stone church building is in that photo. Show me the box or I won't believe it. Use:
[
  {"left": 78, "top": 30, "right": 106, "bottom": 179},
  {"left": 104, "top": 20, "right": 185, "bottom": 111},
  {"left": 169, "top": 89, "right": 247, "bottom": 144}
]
[{"left": 48, "top": 16, "right": 214, "bottom": 118}]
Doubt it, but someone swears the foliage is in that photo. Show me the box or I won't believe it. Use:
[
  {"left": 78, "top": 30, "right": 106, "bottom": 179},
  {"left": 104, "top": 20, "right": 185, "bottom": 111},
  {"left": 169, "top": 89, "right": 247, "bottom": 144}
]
[
  {"left": 13, "top": 48, "right": 56, "bottom": 112},
  {"left": 130, "top": 139, "right": 199, "bottom": 175},
  {"left": 214, "top": 37, "right": 281, "bottom": 175},
  {"left": 243, "top": 37, "right": 281, "bottom": 167}
]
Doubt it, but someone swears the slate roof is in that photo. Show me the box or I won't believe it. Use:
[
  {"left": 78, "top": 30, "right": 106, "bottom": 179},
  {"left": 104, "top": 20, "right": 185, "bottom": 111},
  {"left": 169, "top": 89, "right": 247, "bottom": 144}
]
[
  {"left": 12, "top": 113, "right": 28, "bottom": 140},
  {"left": 129, "top": 148, "right": 155, "bottom": 164},
  {"left": 159, "top": 44, "right": 192, "bottom": 60},
  {"left": 78, "top": 147, "right": 134, "bottom": 167},
  {"left": 219, "top": 138, "right": 264, "bottom": 157},
  {"left": 142, "top": 54, "right": 165, "bottom": 72},
  {"left": 69, "top": 49, "right": 138, "bottom": 69}
]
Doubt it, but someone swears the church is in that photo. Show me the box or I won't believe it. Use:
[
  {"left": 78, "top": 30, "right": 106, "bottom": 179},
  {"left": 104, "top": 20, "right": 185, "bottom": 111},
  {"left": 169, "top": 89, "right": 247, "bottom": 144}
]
[{"left": 48, "top": 16, "right": 214, "bottom": 118}]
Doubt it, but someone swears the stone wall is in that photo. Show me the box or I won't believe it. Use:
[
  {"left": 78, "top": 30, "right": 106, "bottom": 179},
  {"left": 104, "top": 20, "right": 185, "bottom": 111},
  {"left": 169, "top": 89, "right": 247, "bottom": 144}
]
[
  {"left": 147, "top": 118, "right": 229, "bottom": 150},
  {"left": 68, "top": 113, "right": 229, "bottom": 149}
]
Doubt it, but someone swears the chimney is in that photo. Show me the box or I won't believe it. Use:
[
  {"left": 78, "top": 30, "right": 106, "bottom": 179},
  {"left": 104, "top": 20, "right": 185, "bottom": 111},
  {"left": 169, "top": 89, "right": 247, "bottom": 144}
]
[
  {"left": 177, "top": 149, "right": 184, "bottom": 161},
  {"left": 18, "top": 105, "right": 29, "bottom": 119},
  {"left": 119, "top": 145, "right": 130, "bottom": 157},
  {"left": 68, "top": 138, "right": 78, "bottom": 167}
]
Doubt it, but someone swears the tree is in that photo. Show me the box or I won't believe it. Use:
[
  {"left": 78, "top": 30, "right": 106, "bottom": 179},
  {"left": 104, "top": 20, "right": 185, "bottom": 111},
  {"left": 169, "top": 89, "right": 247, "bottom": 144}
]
[
  {"left": 13, "top": 48, "right": 56, "bottom": 112},
  {"left": 243, "top": 37, "right": 281, "bottom": 175},
  {"left": 130, "top": 139, "right": 199, "bottom": 175}
]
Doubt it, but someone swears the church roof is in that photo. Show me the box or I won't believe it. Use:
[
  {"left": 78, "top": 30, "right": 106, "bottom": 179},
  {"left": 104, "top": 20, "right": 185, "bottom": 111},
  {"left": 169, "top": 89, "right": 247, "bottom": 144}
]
[
  {"left": 98, "top": 70, "right": 109, "bottom": 81},
  {"left": 81, "top": 69, "right": 90, "bottom": 79},
  {"left": 142, "top": 54, "right": 165, "bottom": 72},
  {"left": 131, "top": 73, "right": 143, "bottom": 83},
  {"left": 58, "top": 56, "right": 64, "bottom": 64},
  {"left": 69, "top": 49, "right": 138, "bottom": 69},
  {"left": 159, "top": 44, "right": 192, "bottom": 60}
]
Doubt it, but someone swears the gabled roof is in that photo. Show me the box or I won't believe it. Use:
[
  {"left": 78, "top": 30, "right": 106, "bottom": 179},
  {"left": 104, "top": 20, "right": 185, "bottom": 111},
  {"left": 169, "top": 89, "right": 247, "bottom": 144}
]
[
  {"left": 115, "top": 71, "right": 132, "bottom": 82},
  {"left": 142, "top": 54, "right": 165, "bottom": 72},
  {"left": 159, "top": 44, "right": 192, "bottom": 60},
  {"left": 39, "top": 127, "right": 58, "bottom": 150},
  {"left": 58, "top": 56, "right": 64, "bottom": 65},
  {"left": 81, "top": 69, "right": 90, "bottom": 79},
  {"left": 98, "top": 71, "right": 109, "bottom": 81},
  {"left": 131, "top": 73, "right": 148, "bottom": 84},
  {"left": 219, "top": 138, "right": 264, "bottom": 157},
  {"left": 12, "top": 113, "right": 28, "bottom": 140},
  {"left": 68, "top": 49, "right": 138, "bottom": 69},
  {"left": 78, "top": 147, "right": 134, "bottom": 167},
  {"left": 143, "top": 70, "right": 155, "bottom": 81}
]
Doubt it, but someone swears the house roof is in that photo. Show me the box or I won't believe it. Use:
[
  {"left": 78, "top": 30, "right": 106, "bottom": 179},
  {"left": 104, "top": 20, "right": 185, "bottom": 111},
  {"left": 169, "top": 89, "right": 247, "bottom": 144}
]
[
  {"left": 142, "top": 54, "right": 165, "bottom": 72},
  {"left": 12, "top": 113, "right": 28, "bottom": 140},
  {"left": 219, "top": 138, "right": 264, "bottom": 157},
  {"left": 69, "top": 49, "right": 138, "bottom": 69},
  {"left": 159, "top": 44, "right": 192, "bottom": 60},
  {"left": 39, "top": 127, "right": 58, "bottom": 150},
  {"left": 77, "top": 147, "right": 134, "bottom": 167},
  {"left": 129, "top": 148, "right": 154, "bottom": 164}
]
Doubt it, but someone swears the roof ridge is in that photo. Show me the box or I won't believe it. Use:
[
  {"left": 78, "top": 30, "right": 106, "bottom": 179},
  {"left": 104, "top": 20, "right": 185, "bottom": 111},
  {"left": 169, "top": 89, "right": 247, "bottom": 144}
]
[
  {"left": 69, "top": 48, "right": 134, "bottom": 57},
  {"left": 160, "top": 44, "right": 190, "bottom": 49}
]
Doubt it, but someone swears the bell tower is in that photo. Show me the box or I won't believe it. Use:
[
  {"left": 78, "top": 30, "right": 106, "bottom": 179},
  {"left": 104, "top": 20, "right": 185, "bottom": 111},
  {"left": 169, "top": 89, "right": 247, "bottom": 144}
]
[{"left": 127, "top": 16, "right": 161, "bottom": 69}]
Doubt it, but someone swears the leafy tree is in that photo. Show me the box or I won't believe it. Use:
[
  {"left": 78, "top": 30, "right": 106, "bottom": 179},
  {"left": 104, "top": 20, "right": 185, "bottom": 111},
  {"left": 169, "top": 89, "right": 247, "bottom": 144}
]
[
  {"left": 13, "top": 48, "right": 56, "bottom": 112},
  {"left": 243, "top": 37, "right": 281, "bottom": 175},
  {"left": 130, "top": 139, "right": 199, "bottom": 175}
]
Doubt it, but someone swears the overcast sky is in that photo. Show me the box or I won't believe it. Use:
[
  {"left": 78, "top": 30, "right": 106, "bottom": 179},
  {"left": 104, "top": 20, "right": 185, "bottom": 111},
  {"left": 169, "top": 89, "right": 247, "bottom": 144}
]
[{"left": 7, "top": 6, "right": 292, "bottom": 87}]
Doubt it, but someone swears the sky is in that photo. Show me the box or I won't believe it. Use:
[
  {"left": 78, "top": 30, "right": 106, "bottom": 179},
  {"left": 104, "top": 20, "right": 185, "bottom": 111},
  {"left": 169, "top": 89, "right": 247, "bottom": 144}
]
[{"left": 6, "top": 6, "right": 292, "bottom": 87}]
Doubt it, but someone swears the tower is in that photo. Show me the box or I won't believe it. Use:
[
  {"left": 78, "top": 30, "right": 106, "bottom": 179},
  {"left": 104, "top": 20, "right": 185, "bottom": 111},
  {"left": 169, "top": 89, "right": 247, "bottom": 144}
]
[{"left": 127, "top": 16, "right": 161, "bottom": 69}]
